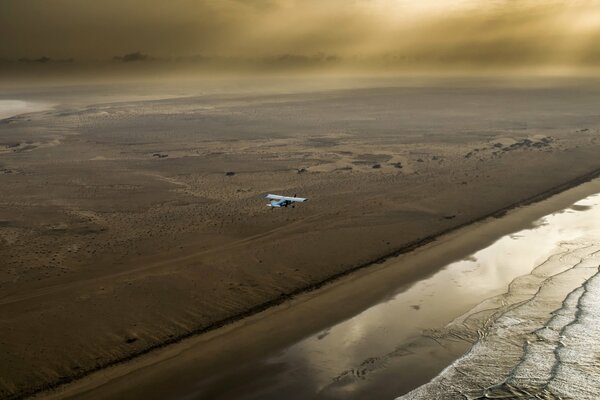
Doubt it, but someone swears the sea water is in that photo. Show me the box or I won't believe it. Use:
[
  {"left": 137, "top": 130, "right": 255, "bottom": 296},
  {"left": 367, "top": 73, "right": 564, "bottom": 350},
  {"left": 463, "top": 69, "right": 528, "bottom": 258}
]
[{"left": 399, "top": 193, "right": 600, "bottom": 399}]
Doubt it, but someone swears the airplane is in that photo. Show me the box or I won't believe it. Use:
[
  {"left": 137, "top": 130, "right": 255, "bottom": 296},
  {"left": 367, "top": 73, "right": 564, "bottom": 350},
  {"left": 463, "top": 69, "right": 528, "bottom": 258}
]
[{"left": 266, "top": 194, "right": 308, "bottom": 208}]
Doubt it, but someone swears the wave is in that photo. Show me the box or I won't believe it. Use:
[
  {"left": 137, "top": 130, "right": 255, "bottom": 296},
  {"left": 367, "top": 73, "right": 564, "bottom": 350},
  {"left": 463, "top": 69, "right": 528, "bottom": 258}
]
[{"left": 398, "top": 239, "right": 600, "bottom": 400}]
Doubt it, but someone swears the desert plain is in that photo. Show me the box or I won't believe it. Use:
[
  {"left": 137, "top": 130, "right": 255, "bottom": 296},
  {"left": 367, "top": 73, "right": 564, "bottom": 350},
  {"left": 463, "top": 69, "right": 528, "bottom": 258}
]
[{"left": 1, "top": 79, "right": 600, "bottom": 399}]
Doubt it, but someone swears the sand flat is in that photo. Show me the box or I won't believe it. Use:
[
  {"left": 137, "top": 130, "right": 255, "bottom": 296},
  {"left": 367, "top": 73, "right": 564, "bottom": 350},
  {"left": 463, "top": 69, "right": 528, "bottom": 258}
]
[{"left": 1, "top": 82, "right": 600, "bottom": 399}]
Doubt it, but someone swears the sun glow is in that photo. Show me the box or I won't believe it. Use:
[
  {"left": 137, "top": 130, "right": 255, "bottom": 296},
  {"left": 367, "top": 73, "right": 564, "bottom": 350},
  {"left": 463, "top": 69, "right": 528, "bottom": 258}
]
[{"left": 366, "top": 0, "right": 479, "bottom": 17}]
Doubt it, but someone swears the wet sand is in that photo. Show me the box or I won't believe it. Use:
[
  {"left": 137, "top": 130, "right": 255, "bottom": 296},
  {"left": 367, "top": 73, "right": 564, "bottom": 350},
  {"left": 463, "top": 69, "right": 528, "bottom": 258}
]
[
  {"left": 37, "top": 180, "right": 600, "bottom": 400},
  {"left": 402, "top": 187, "right": 600, "bottom": 399},
  {"left": 2, "top": 81, "right": 600, "bottom": 398}
]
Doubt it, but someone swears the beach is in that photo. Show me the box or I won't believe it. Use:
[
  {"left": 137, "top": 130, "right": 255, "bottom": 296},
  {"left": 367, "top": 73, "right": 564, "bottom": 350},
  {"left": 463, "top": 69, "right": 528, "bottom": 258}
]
[
  {"left": 1, "top": 80, "right": 600, "bottom": 399},
  {"left": 36, "top": 179, "right": 600, "bottom": 400}
]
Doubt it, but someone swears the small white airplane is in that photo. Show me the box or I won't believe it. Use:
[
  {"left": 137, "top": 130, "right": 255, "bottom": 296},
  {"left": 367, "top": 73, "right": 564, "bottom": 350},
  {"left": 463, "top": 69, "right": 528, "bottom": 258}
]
[{"left": 266, "top": 194, "right": 308, "bottom": 208}]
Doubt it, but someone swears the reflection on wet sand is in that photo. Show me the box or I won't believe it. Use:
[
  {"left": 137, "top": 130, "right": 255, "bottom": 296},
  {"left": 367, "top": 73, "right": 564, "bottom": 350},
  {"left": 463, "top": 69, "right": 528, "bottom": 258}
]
[{"left": 401, "top": 193, "right": 600, "bottom": 399}]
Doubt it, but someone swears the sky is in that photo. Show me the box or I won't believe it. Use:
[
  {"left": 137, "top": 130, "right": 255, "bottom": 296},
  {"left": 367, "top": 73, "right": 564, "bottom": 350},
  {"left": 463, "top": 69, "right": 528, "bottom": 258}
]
[{"left": 2, "top": 0, "right": 600, "bottom": 73}]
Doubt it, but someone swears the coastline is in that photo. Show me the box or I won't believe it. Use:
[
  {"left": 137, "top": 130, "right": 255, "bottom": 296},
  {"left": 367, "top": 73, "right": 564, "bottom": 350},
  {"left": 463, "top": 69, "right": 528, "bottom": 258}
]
[
  {"left": 33, "top": 172, "right": 600, "bottom": 400},
  {"left": 400, "top": 190, "right": 600, "bottom": 399}
]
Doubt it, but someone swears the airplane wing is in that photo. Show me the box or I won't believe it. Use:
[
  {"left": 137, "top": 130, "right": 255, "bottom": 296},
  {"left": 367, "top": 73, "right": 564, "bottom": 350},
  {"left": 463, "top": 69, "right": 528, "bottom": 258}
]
[{"left": 265, "top": 194, "right": 308, "bottom": 202}]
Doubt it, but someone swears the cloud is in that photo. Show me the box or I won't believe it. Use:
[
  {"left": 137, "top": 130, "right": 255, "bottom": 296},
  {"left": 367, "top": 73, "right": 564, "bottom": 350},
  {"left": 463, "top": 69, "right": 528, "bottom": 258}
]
[{"left": 2, "top": 0, "right": 600, "bottom": 73}]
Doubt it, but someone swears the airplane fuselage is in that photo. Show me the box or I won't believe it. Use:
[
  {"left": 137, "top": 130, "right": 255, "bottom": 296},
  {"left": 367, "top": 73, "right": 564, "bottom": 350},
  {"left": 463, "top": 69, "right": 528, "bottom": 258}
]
[{"left": 268, "top": 199, "right": 291, "bottom": 208}]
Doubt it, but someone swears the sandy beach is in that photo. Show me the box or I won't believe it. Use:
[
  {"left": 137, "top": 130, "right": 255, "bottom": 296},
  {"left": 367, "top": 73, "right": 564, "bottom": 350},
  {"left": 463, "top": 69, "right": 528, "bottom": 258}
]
[
  {"left": 2, "top": 81, "right": 600, "bottom": 399},
  {"left": 35, "top": 179, "right": 600, "bottom": 400}
]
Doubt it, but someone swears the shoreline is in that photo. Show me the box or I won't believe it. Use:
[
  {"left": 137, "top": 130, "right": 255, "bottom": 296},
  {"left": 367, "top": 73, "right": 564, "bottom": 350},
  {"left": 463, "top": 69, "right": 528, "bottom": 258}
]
[
  {"left": 31, "top": 169, "right": 600, "bottom": 400},
  {"left": 399, "top": 191, "right": 600, "bottom": 399}
]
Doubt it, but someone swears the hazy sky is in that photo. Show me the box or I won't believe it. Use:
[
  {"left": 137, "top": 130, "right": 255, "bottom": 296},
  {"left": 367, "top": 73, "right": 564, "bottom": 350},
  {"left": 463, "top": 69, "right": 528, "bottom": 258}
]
[{"left": 2, "top": 0, "right": 600, "bottom": 70}]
